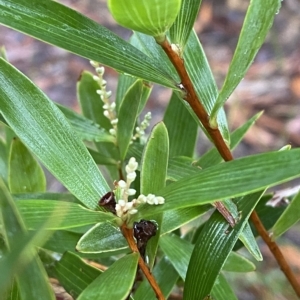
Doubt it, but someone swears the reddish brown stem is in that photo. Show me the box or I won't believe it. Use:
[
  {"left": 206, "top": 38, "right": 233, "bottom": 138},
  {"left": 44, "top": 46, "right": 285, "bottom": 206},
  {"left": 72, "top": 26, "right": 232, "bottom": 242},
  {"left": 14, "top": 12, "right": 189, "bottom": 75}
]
[
  {"left": 121, "top": 224, "right": 165, "bottom": 300},
  {"left": 158, "top": 37, "right": 300, "bottom": 296},
  {"left": 250, "top": 211, "right": 300, "bottom": 297}
]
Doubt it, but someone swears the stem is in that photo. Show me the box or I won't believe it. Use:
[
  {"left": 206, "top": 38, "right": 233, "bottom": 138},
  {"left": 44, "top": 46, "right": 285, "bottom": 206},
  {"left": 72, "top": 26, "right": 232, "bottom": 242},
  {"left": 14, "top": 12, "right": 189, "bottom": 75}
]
[
  {"left": 121, "top": 224, "right": 165, "bottom": 300},
  {"left": 250, "top": 211, "right": 300, "bottom": 297},
  {"left": 158, "top": 37, "right": 300, "bottom": 296}
]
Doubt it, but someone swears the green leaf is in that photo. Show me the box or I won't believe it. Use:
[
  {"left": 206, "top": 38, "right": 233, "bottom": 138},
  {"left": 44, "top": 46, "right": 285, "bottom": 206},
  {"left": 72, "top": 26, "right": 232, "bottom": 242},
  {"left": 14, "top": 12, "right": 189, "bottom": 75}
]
[
  {"left": 210, "top": 0, "right": 281, "bottom": 120},
  {"left": 54, "top": 251, "right": 102, "bottom": 299},
  {"left": 170, "top": 0, "right": 202, "bottom": 49},
  {"left": 164, "top": 92, "right": 198, "bottom": 158},
  {"left": 77, "top": 253, "right": 139, "bottom": 300},
  {"left": 161, "top": 206, "right": 209, "bottom": 235},
  {"left": 167, "top": 156, "right": 200, "bottom": 181},
  {"left": 211, "top": 273, "right": 238, "bottom": 300},
  {"left": 134, "top": 256, "right": 179, "bottom": 299},
  {"left": 77, "top": 71, "right": 111, "bottom": 131},
  {"left": 0, "top": 179, "right": 55, "bottom": 299},
  {"left": 108, "top": 0, "right": 182, "bottom": 39},
  {"left": 223, "top": 252, "right": 256, "bottom": 273},
  {"left": 8, "top": 138, "right": 46, "bottom": 193},
  {"left": 0, "top": 136, "right": 8, "bottom": 184},
  {"left": 0, "top": 0, "right": 176, "bottom": 88},
  {"left": 222, "top": 198, "right": 262, "bottom": 261},
  {"left": 197, "top": 111, "right": 263, "bottom": 168},
  {"left": 117, "top": 80, "right": 142, "bottom": 160},
  {"left": 76, "top": 222, "right": 128, "bottom": 253},
  {"left": 159, "top": 234, "right": 193, "bottom": 280},
  {"left": 57, "top": 103, "right": 114, "bottom": 143},
  {"left": 272, "top": 191, "right": 300, "bottom": 239},
  {"left": 140, "top": 122, "right": 169, "bottom": 269},
  {"left": 183, "top": 191, "right": 263, "bottom": 299},
  {"left": 0, "top": 58, "right": 109, "bottom": 209},
  {"left": 16, "top": 200, "right": 116, "bottom": 230},
  {"left": 138, "top": 149, "right": 300, "bottom": 217},
  {"left": 184, "top": 30, "right": 230, "bottom": 144}
]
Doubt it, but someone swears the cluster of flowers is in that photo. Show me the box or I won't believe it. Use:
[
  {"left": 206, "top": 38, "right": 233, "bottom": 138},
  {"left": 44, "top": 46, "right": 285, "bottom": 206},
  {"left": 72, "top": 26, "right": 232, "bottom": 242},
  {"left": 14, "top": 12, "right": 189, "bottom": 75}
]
[
  {"left": 114, "top": 157, "right": 165, "bottom": 221},
  {"left": 90, "top": 61, "right": 151, "bottom": 142},
  {"left": 90, "top": 61, "right": 118, "bottom": 136}
]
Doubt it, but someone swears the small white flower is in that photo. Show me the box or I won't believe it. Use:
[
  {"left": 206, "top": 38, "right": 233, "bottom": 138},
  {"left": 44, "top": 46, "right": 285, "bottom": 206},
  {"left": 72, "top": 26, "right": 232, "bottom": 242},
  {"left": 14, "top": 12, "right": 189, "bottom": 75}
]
[
  {"left": 118, "top": 180, "right": 127, "bottom": 189},
  {"left": 137, "top": 194, "right": 147, "bottom": 204},
  {"left": 127, "top": 188, "right": 136, "bottom": 196},
  {"left": 106, "top": 91, "right": 112, "bottom": 98},
  {"left": 103, "top": 104, "right": 109, "bottom": 110},
  {"left": 128, "top": 208, "right": 138, "bottom": 215},
  {"left": 127, "top": 171, "right": 136, "bottom": 181},
  {"left": 156, "top": 196, "right": 165, "bottom": 204},
  {"left": 146, "top": 194, "right": 155, "bottom": 205},
  {"left": 127, "top": 157, "right": 138, "bottom": 171},
  {"left": 118, "top": 199, "right": 126, "bottom": 207},
  {"left": 103, "top": 110, "right": 110, "bottom": 117},
  {"left": 96, "top": 89, "right": 104, "bottom": 95},
  {"left": 101, "top": 79, "right": 107, "bottom": 86},
  {"left": 125, "top": 202, "right": 134, "bottom": 210},
  {"left": 111, "top": 118, "right": 118, "bottom": 125},
  {"left": 109, "top": 128, "right": 116, "bottom": 136},
  {"left": 96, "top": 66, "right": 105, "bottom": 75},
  {"left": 90, "top": 60, "right": 98, "bottom": 68},
  {"left": 110, "top": 102, "right": 116, "bottom": 109}
]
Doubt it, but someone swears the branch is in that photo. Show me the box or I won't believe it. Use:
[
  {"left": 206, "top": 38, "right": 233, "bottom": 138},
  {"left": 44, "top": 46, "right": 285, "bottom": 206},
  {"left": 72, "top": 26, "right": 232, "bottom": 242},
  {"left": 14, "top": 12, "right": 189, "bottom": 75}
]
[
  {"left": 121, "top": 224, "right": 165, "bottom": 300},
  {"left": 157, "top": 37, "right": 300, "bottom": 296}
]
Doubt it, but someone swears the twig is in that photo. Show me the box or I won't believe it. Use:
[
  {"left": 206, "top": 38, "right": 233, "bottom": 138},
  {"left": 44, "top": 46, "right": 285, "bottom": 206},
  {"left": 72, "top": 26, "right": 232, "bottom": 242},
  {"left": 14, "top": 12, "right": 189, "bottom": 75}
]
[
  {"left": 121, "top": 224, "right": 165, "bottom": 300},
  {"left": 250, "top": 211, "right": 300, "bottom": 297},
  {"left": 157, "top": 36, "right": 300, "bottom": 296}
]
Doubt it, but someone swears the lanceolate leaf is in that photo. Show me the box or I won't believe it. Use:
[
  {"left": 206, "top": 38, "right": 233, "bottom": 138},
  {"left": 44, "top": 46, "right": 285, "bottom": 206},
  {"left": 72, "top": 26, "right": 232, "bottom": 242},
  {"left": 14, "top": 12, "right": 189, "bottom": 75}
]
[
  {"left": 211, "top": 273, "right": 238, "bottom": 300},
  {"left": 0, "top": 0, "right": 176, "bottom": 88},
  {"left": 8, "top": 138, "right": 46, "bottom": 193},
  {"left": 0, "top": 179, "right": 54, "bottom": 299},
  {"left": 77, "top": 253, "right": 139, "bottom": 300},
  {"left": 210, "top": 0, "right": 281, "bottom": 121},
  {"left": 77, "top": 71, "right": 111, "bottom": 131},
  {"left": 164, "top": 92, "right": 198, "bottom": 158},
  {"left": 137, "top": 149, "right": 300, "bottom": 218},
  {"left": 54, "top": 251, "right": 102, "bottom": 299},
  {"left": 57, "top": 103, "right": 114, "bottom": 143},
  {"left": 183, "top": 191, "right": 263, "bottom": 299},
  {"left": 140, "top": 122, "right": 169, "bottom": 269},
  {"left": 76, "top": 222, "right": 128, "bottom": 253},
  {"left": 117, "top": 80, "right": 142, "bottom": 160},
  {"left": 0, "top": 58, "right": 109, "bottom": 209},
  {"left": 170, "top": 0, "right": 203, "bottom": 49},
  {"left": 16, "top": 200, "right": 116, "bottom": 230},
  {"left": 272, "top": 191, "right": 300, "bottom": 239}
]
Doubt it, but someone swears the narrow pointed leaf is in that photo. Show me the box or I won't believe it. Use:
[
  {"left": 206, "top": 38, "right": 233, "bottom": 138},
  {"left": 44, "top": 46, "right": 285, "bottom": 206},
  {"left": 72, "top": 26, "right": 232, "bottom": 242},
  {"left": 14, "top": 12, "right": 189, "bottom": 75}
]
[
  {"left": 140, "top": 122, "right": 169, "bottom": 268},
  {"left": 54, "top": 251, "right": 102, "bottom": 299},
  {"left": 117, "top": 80, "right": 142, "bottom": 160},
  {"left": 76, "top": 222, "right": 128, "bottom": 253},
  {"left": 184, "top": 30, "right": 230, "bottom": 144},
  {"left": 8, "top": 138, "right": 46, "bottom": 193},
  {"left": 0, "top": 137, "right": 8, "bottom": 184},
  {"left": 183, "top": 192, "right": 263, "bottom": 299},
  {"left": 211, "top": 0, "right": 281, "bottom": 120},
  {"left": 0, "top": 58, "right": 109, "bottom": 209},
  {"left": 170, "top": 0, "right": 202, "bottom": 48},
  {"left": 77, "top": 253, "right": 139, "bottom": 300},
  {"left": 272, "top": 191, "right": 300, "bottom": 239},
  {"left": 0, "top": 0, "right": 176, "bottom": 88},
  {"left": 134, "top": 256, "right": 179, "bottom": 300},
  {"left": 138, "top": 149, "right": 300, "bottom": 217},
  {"left": 164, "top": 92, "right": 198, "bottom": 158},
  {"left": 57, "top": 103, "right": 114, "bottom": 142},
  {"left": 0, "top": 179, "right": 54, "bottom": 299},
  {"left": 211, "top": 273, "right": 238, "bottom": 300},
  {"left": 77, "top": 71, "right": 111, "bottom": 131},
  {"left": 16, "top": 200, "right": 116, "bottom": 230},
  {"left": 223, "top": 252, "right": 255, "bottom": 272}
]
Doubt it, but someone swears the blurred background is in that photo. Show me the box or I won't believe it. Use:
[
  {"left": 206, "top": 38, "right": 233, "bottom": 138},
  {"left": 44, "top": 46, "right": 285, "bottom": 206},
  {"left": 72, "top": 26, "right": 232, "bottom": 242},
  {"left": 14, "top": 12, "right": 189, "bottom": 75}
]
[{"left": 0, "top": 0, "right": 300, "bottom": 299}]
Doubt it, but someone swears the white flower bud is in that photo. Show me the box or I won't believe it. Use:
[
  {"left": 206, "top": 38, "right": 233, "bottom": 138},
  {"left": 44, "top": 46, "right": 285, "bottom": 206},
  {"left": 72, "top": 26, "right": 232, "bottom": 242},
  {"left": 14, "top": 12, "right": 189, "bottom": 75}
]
[
  {"left": 137, "top": 194, "right": 147, "bottom": 204},
  {"left": 128, "top": 157, "right": 138, "bottom": 171},
  {"left": 96, "top": 89, "right": 104, "bottom": 95},
  {"left": 96, "top": 66, "right": 105, "bottom": 75},
  {"left": 118, "top": 199, "right": 126, "bottom": 207},
  {"left": 111, "top": 118, "right": 118, "bottom": 125},
  {"left": 106, "top": 91, "right": 112, "bottom": 98},
  {"left": 128, "top": 208, "right": 138, "bottom": 215},
  {"left": 118, "top": 180, "right": 127, "bottom": 189},
  {"left": 103, "top": 110, "right": 110, "bottom": 117},
  {"left": 109, "top": 128, "right": 116, "bottom": 136},
  {"left": 125, "top": 202, "right": 134, "bottom": 210},
  {"left": 127, "top": 188, "right": 136, "bottom": 196},
  {"left": 110, "top": 102, "right": 116, "bottom": 109},
  {"left": 127, "top": 171, "right": 136, "bottom": 181},
  {"left": 90, "top": 60, "right": 98, "bottom": 68},
  {"left": 146, "top": 193, "right": 155, "bottom": 205},
  {"left": 156, "top": 196, "right": 165, "bottom": 204}
]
